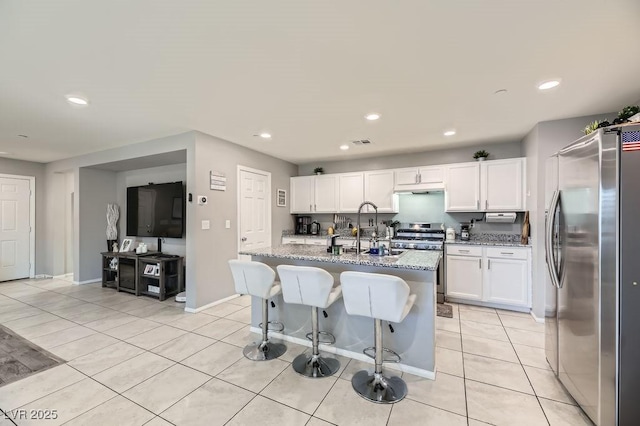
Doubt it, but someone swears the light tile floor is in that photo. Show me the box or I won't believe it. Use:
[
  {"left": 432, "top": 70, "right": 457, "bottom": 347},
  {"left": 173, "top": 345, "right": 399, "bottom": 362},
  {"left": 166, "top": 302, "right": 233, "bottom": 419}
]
[{"left": 0, "top": 279, "right": 594, "bottom": 425}]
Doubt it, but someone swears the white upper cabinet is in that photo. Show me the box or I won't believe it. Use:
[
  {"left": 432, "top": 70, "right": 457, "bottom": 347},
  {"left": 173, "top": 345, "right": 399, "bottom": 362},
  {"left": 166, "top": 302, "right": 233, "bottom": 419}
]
[
  {"left": 290, "top": 176, "right": 315, "bottom": 213},
  {"left": 481, "top": 158, "right": 525, "bottom": 211},
  {"left": 445, "top": 162, "right": 481, "bottom": 211},
  {"left": 338, "top": 173, "right": 365, "bottom": 213},
  {"left": 394, "top": 166, "right": 444, "bottom": 191},
  {"left": 364, "top": 170, "right": 397, "bottom": 213},
  {"left": 394, "top": 168, "right": 420, "bottom": 186},
  {"left": 314, "top": 175, "right": 339, "bottom": 212}
]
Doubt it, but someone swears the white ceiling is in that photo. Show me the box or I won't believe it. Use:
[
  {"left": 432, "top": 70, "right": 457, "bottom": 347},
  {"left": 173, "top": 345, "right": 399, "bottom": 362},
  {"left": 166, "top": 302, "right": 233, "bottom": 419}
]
[{"left": 1, "top": 1, "right": 639, "bottom": 164}]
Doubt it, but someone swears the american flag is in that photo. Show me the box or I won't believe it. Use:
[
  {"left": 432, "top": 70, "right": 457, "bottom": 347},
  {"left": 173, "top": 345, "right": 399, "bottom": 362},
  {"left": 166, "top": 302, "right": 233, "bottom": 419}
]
[{"left": 622, "top": 131, "right": 640, "bottom": 152}]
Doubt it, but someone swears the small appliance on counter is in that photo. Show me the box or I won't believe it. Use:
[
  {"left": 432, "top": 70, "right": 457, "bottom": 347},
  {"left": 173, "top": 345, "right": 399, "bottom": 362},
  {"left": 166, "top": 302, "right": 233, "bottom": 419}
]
[
  {"left": 310, "top": 221, "right": 321, "bottom": 235},
  {"left": 295, "top": 216, "right": 312, "bottom": 234},
  {"left": 446, "top": 227, "right": 456, "bottom": 241},
  {"left": 460, "top": 224, "right": 471, "bottom": 241}
]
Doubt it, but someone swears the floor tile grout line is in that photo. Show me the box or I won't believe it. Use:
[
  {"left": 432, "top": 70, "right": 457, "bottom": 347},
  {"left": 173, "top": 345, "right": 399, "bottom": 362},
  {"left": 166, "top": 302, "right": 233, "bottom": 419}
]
[
  {"left": 0, "top": 407, "right": 18, "bottom": 426},
  {"left": 456, "top": 304, "right": 471, "bottom": 425},
  {"left": 497, "top": 310, "right": 551, "bottom": 426}
]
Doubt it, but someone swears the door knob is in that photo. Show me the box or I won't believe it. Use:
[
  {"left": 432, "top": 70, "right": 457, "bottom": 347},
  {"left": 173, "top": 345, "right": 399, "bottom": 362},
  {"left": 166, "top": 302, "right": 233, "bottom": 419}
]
[{"left": 241, "top": 237, "right": 247, "bottom": 242}]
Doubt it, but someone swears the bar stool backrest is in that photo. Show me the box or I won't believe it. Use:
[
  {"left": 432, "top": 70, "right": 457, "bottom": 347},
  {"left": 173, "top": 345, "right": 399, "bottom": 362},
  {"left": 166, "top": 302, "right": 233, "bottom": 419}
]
[
  {"left": 228, "top": 260, "right": 276, "bottom": 299},
  {"left": 340, "top": 271, "right": 411, "bottom": 323},
  {"left": 277, "top": 265, "right": 335, "bottom": 308}
]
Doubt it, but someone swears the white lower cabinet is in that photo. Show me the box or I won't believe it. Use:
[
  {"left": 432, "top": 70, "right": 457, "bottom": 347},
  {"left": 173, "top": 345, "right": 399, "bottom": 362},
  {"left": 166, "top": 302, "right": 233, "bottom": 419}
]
[
  {"left": 445, "top": 244, "right": 531, "bottom": 310},
  {"left": 446, "top": 255, "right": 483, "bottom": 301}
]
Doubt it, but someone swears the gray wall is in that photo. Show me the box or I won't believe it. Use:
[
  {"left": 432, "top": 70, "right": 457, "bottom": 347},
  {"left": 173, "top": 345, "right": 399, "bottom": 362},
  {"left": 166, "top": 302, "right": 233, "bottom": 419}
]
[
  {"left": 523, "top": 112, "right": 615, "bottom": 319},
  {"left": 187, "top": 132, "right": 297, "bottom": 308},
  {"left": 298, "top": 140, "right": 523, "bottom": 175},
  {"left": 0, "top": 158, "right": 47, "bottom": 275},
  {"left": 44, "top": 130, "right": 296, "bottom": 310},
  {"left": 77, "top": 168, "right": 117, "bottom": 282},
  {"left": 115, "top": 163, "right": 187, "bottom": 257}
]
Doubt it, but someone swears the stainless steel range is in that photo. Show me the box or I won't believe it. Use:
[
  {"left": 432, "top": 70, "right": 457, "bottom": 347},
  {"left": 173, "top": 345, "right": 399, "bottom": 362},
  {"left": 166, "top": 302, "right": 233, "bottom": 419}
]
[{"left": 390, "top": 223, "right": 446, "bottom": 303}]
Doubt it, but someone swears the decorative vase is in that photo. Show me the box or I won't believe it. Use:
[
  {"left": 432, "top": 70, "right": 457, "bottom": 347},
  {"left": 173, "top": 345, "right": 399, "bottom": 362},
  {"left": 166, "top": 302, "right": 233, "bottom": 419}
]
[
  {"left": 477, "top": 157, "right": 486, "bottom": 161},
  {"left": 316, "top": 172, "right": 322, "bottom": 175}
]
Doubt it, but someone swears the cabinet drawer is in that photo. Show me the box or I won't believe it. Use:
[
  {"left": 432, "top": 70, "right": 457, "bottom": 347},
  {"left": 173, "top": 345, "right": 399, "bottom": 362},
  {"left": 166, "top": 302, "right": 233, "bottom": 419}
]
[
  {"left": 485, "top": 247, "right": 528, "bottom": 260},
  {"left": 446, "top": 245, "right": 482, "bottom": 257},
  {"left": 282, "top": 237, "right": 305, "bottom": 245}
]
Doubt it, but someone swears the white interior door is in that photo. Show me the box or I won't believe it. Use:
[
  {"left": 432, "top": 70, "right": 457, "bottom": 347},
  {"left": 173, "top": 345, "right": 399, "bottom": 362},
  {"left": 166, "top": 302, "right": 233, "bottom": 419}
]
[
  {"left": 239, "top": 168, "right": 271, "bottom": 260},
  {"left": 0, "top": 177, "right": 31, "bottom": 281}
]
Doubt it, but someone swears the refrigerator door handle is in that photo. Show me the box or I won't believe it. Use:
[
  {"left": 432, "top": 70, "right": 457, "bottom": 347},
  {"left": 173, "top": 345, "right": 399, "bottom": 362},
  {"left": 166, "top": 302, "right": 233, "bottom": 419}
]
[{"left": 545, "top": 189, "right": 561, "bottom": 289}]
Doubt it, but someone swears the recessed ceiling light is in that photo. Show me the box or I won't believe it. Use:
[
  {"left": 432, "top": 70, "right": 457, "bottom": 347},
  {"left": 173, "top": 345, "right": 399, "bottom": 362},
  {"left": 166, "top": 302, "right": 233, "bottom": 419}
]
[
  {"left": 365, "top": 113, "right": 380, "bottom": 121},
  {"left": 444, "top": 130, "right": 456, "bottom": 136},
  {"left": 259, "top": 133, "right": 271, "bottom": 139},
  {"left": 65, "top": 95, "right": 89, "bottom": 105},
  {"left": 538, "top": 80, "right": 560, "bottom": 91},
  {"left": 340, "top": 144, "right": 350, "bottom": 151}
]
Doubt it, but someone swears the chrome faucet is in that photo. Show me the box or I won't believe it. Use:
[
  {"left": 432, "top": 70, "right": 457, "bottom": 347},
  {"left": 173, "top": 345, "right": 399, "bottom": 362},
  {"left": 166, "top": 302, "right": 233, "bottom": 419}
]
[{"left": 356, "top": 201, "right": 378, "bottom": 255}]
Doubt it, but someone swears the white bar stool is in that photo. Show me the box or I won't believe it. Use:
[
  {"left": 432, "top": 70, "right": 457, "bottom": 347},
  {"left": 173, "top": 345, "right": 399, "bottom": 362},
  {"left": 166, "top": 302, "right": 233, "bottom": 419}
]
[
  {"left": 277, "top": 265, "right": 342, "bottom": 378},
  {"left": 340, "top": 271, "right": 416, "bottom": 404},
  {"left": 228, "top": 260, "right": 287, "bottom": 361}
]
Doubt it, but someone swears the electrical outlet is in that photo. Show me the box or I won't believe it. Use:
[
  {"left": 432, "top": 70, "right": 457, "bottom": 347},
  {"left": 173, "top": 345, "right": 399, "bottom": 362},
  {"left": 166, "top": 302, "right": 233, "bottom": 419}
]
[
  {"left": 197, "top": 195, "right": 208, "bottom": 205},
  {"left": 201, "top": 220, "right": 210, "bottom": 230}
]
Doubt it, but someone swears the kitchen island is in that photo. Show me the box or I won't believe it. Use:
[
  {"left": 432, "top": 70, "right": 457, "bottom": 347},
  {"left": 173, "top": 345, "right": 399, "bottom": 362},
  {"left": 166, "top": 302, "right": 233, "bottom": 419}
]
[{"left": 238, "top": 245, "right": 441, "bottom": 378}]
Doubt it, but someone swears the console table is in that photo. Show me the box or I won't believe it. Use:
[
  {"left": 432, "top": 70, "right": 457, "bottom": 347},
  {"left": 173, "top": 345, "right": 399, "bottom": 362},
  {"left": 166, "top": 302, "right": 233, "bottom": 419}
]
[
  {"left": 100, "top": 251, "right": 161, "bottom": 296},
  {"left": 138, "top": 256, "right": 184, "bottom": 301}
]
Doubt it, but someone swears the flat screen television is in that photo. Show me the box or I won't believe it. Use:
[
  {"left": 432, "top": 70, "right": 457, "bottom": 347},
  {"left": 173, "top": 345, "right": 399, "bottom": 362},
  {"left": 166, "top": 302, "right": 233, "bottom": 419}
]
[{"left": 126, "top": 181, "right": 185, "bottom": 238}]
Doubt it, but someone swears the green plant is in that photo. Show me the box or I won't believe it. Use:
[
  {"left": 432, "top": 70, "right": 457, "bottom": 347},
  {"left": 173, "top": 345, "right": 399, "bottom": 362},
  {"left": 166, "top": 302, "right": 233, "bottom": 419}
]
[
  {"left": 473, "top": 150, "right": 489, "bottom": 159},
  {"left": 313, "top": 167, "right": 324, "bottom": 174},
  {"left": 584, "top": 120, "right": 601, "bottom": 135},
  {"left": 619, "top": 105, "right": 640, "bottom": 121}
]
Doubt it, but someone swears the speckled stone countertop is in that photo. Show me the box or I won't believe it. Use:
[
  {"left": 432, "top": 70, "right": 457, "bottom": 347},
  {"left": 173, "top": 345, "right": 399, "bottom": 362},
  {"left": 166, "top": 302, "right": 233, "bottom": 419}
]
[
  {"left": 444, "top": 232, "right": 530, "bottom": 247},
  {"left": 239, "top": 245, "right": 441, "bottom": 271}
]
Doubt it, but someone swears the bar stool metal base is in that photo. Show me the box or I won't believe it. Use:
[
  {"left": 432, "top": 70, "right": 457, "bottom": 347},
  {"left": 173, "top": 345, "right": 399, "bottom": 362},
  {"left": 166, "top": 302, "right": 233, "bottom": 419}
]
[
  {"left": 351, "top": 370, "right": 408, "bottom": 404},
  {"left": 292, "top": 353, "right": 340, "bottom": 378},
  {"left": 243, "top": 340, "right": 287, "bottom": 361}
]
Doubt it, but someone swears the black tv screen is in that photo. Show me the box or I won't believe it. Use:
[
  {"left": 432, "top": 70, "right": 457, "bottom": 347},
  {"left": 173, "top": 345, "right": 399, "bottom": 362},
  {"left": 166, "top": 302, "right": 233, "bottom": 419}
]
[{"left": 126, "top": 182, "right": 185, "bottom": 238}]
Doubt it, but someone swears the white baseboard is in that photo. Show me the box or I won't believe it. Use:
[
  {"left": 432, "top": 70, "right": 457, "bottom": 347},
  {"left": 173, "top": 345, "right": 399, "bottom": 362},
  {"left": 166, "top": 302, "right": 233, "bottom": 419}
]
[
  {"left": 53, "top": 273, "right": 73, "bottom": 279},
  {"left": 72, "top": 278, "right": 101, "bottom": 285},
  {"left": 34, "top": 274, "right": 53, "bottom": 279},
  {"left": 184, "top": 294, "right": 240, "bottom": 313},
  {"left": 530, "top": 311, "right": 545, "bottom": 324},
  {"left": 250, "top": 326, "right": 436, "bottom": 380}
]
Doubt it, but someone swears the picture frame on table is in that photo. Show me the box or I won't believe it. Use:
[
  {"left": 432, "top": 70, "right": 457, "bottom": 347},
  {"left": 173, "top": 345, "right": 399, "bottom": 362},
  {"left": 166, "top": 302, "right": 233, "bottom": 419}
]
[
  {"left": 277, "top": 189, "right": 287, "bottom": 207},
  {"left": 154, "top": 264, "right": 161, "bottom": 276},
  {"left": 143, "top": 264, "right": 155, "bottom": 275},
  {"left": 120, "top": 238, "right": 133, "bottom": 252}
]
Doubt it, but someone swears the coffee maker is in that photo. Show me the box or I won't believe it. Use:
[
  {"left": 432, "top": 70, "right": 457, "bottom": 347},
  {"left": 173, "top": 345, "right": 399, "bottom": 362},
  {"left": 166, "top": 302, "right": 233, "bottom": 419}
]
[
  {"left": 295, "top": 216, "right": 312, "bottom": 235},
  {"left": 460, "top": 223, "right": 471, "bottom": 241}
]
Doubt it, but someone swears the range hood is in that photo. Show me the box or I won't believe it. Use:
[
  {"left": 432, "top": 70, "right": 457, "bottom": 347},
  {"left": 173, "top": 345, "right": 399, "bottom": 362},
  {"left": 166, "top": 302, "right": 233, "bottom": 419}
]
[
  {"left": 485, "top": 212, "right": 517, "bottom": 223},
  {"left": 393, "top": 183, "right": 445, "bottom": 194}
]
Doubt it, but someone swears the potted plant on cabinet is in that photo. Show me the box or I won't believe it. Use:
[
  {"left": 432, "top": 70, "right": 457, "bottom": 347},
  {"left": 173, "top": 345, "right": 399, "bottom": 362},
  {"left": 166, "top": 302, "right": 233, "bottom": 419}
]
[
  {"left": 313, "top": 167, "right": 324, "bottom": 175},
  {"left": 473, "top": 150, "right": 489, "bottom": 161}
]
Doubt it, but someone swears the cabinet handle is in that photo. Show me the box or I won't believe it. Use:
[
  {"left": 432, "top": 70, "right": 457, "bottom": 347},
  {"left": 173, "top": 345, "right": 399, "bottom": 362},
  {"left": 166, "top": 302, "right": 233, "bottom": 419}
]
[
  {"left": 479, "top": 258, "right": 482, "bottom": 269},
  {"left": 310, "top": 204, "right": 312, "bottom": 211},
  {"left": 459, "top": 249, "right": 470, "bottom": 253},
  {"left": 314, "top": 204, "right": 317, "bottom": 211},
  {"left": 501, "top": 252, "right": 514, "bottom": 255},
  {"left": 485, "top": 200, "right": 488, "bottom": 210},
  {"left": 418, "top": 173, "right": 422, "bottom": 183},
  {"left": 488, "top": 259, "right": 491, "bottom": 269},
  {"left": 476, "top": 200, "right": 480, "bottom": 210}
]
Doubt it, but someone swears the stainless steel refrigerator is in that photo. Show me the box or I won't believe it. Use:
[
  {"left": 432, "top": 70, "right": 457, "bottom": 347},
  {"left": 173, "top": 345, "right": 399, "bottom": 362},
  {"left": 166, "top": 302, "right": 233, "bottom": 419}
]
[{"left": 545, "top": 124, "right": 640, "bottom": 425}]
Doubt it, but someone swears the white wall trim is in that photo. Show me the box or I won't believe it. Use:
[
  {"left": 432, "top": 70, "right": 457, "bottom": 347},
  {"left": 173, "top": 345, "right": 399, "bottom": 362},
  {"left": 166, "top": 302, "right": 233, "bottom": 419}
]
[
  {"left": 184, "top": 293, "right": 240, "bottom": 313},
  {"left": 0, "top": 173, "right": 36, "bottom": 278},
  {"left": 250, "top": 326, "right": 436, "bottom": 380},
  {"left": 72, "top": 278, "right": 101, "bottom": 285},
  {"left": 530, "top": 310, "right": 545, "bottom": 323},
  {"left": 54, "top": 273, "right": 73, "bottom": 279},
  {"left": 237, "top": 165, "right": 272, "bottom": 259}
]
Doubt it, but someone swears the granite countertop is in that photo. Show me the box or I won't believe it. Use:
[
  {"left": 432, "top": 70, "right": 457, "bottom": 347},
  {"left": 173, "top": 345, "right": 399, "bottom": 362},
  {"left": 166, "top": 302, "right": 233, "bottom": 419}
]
[
  {"left": 445, "top": 238, "right": 530, "bottom": 248},
  {"left": 239, "top": 245, "right": 441, "bottom": 271}
]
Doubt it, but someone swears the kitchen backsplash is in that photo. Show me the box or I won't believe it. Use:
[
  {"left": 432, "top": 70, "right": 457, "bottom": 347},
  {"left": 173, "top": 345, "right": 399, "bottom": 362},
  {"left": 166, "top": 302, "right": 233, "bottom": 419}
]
[{"left": 289, "top": 192, "right": 524, "bottom": 236}]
